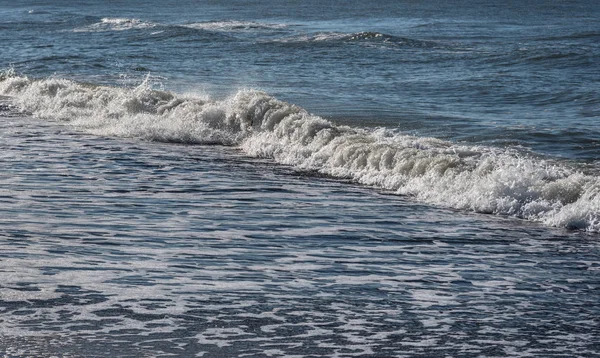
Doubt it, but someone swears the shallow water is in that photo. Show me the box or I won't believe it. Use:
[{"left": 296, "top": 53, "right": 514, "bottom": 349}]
[{"left": 1, "top": 115, "right": 599, "bottom": 357}]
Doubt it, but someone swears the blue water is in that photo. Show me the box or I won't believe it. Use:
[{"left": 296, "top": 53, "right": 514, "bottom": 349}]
[{"left": 1, "top": 0, "right": 599, "bottom": 357}]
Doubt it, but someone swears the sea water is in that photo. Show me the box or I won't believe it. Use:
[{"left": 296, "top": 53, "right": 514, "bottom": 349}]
[{"left": 0, "top": 0, "right": 599, "bottom": 357}]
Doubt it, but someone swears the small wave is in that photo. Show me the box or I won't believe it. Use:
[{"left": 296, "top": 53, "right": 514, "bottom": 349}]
[
  {"left": 183, "top": 20, "right": 288, "bottom": 32},
  {"left": 271, "top": 32, "right": 347, "bottom": 43},
  {"left": 74, "top": 17, "right": 157, "bottom": 32},
  {"left": 349, "top": 31, "right": 441, "bottom": 48},
  {"left": 1, "top": 73, "right": 598, "bottom": 232},
  {"left": 273, "top": 31, "right": 441, "bottom": 49}
]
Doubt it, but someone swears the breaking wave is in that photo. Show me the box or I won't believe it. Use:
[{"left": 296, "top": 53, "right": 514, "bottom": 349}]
[
  {"left": 1, "top": 73, "right": 598, "bottom": 232},
  {"left": 70, "top": 18, "right": 437, "bottom": 51},
  {"left": 73, "top": 17, "right": 158, "bottom": 32},
  {"left": 271, "top": 31, "right": 441, "bottom": 48},
  {"left": 74, "top": 18, "right": 289, "bottom": 34},
  {"left": 183, "top": 20, "right": 289, "bottom": 31}
]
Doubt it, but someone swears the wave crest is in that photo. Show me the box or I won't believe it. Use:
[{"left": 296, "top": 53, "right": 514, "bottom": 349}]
[
  {"left": 1, "top": 74, "right": 598, "bottom": 232},
  {"left": 183, "top": 20, "right": 289, "bottom": 32},
  {"left": 74, "top": 17, "right": 157, "bottom": 32},
  {"left": 270, "top": 30, "right": 443, "bottom": 50}
]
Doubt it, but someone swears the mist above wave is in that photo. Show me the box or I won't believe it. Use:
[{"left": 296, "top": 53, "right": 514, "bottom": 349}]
[{"left": 1, "top": 73, "right": 598, "bottom": 232}]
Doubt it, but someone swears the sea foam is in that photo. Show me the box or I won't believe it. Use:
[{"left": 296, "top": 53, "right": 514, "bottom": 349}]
[
  {"left": 73, "top": 17, "right": 157, "bottom": 32},
  {"left": 183, "top": 20, "right": 288, "bottom": 31},
  {"left": 1, "top": 74, "right": 598, "bottom": 232}
]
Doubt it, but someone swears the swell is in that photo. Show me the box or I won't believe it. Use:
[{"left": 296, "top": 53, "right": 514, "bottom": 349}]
[
  {"left": 73, "top": 18, "right": 437, "bottom": 50},
  {"left": 73, "top": 17, "right": 288, "bottom": 34},
  {"left": 271, "top": 31, "right": 442, "bottom": 49},
  {"left": 1, "top": 73, "right": 598, "bottom": 232},
  {"left": 182, "top": 20, "right": 289, "bottom": 31},
  {"left": 73, "top": 17, "right": 158, "bottom": 32}
]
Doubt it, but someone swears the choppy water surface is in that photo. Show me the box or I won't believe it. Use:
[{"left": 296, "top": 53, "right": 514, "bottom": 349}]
[
  {"left": 0, "top": 115, "right": 599, "bottom": 357},
  {"left": 1, "top": 0, "right": 599, "bottom": 356}
]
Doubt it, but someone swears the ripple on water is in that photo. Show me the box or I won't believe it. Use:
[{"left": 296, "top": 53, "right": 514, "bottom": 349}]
[{"left": 0, "top": 116, "right": 598, "bottom": 357}]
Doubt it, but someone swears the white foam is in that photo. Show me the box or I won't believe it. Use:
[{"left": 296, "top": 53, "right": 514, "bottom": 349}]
[
  {"left": 271, "top": 32, "right": 348, "bottom": 44},
  {"left": 183, "top": 20, "right": 288, "bottom": 32},
  {"left": 196, "top": 327, "right": 247, "bottom": 347},
  {"left": 270, "top": 31, "right": 390, "bottom": 44},
  {"left": 74, "top": 17, "right": 157, "bottom": 32},
  {"left": 1, "top": 74, "right": 598, "bottom": 232}
]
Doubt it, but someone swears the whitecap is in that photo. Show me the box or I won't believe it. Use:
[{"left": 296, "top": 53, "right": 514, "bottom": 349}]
[
  {"left": 1, "top": 74, "right": 598, "bottom": 232},
  {"left": 74, "top": 17, "right": 157, "bottom": 32}
]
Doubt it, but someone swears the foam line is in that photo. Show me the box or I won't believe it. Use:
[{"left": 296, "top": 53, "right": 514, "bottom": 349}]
[{"left": 1, "top": 73, "right": 598, "bottom": 231}]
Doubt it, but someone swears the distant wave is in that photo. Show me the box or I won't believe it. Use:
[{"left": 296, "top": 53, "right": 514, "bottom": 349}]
[
  {"left": 271, "top": 31, "right": 441, "bottom": 49},
  {"left": 71, "top": 19, "right": 438, "bottom": 51},
  {"left": 73, "top": 17, "right": 157, "bottom": 32},
  {"left": 183, "top": 20, "right": 289, "bottom": 31},
  {"left": 72, "top": 18, "right": 289, "bottom": 36},
  {"left": 1, "top": 73, "right": 598, "bottom": 232}
]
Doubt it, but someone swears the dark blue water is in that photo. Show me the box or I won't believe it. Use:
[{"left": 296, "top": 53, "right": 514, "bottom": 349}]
[
  {"left": 2, "top": 0, "right": 599, "bottom": 159},
  {"left": 1, "top": 0, "right": 599, "bottom": 357}
]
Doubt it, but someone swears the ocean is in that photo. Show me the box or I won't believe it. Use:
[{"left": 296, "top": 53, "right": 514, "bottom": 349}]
[{"left": 0, "top": 0, "right": 599, "bottom": 357}]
